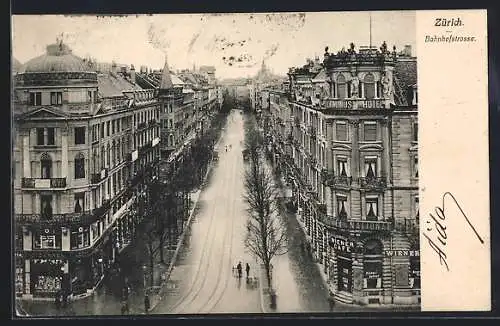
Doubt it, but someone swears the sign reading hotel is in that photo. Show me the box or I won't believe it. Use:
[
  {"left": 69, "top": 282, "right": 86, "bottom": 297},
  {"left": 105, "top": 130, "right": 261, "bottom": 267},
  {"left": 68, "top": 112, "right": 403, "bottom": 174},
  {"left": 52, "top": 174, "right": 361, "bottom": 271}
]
[{"left": 322, "top": 98, "right": 386, "bottom": 109}]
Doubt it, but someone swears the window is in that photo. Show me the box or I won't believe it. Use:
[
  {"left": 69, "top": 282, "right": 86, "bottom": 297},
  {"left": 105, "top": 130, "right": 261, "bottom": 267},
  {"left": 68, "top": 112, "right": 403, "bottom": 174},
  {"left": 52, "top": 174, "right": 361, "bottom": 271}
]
[
  {"left": 336, "top": 121, "right": 348, "bottom": 141},
  {"left": 363, "top": 122, "right": 377, "bottom": 141},
  {"left": 364, "top": 157, "right": 378, "bottom": 178},
  {"left": 412, "top": 122, "right": 418, "bottom": 142},
  {"left": 106, "top": 121, "right": 110, "bottom": 137},
  {"left": 50, "top": 92, "right": 63, "bottom": 105},
  {"left": 41, "top": 195, "right": 53, "bottom": 220},
  {"left": 74, "top": 193, "right": 85, "bottom": 213},
  {"left": 106, "top": 144, "right": 110, "bottom": 168},
  {"left": 29, "top": 92, "right": 42, "bottom": 106},
  {"left": 413, "top": 156, "right": 419, "bottom": 178},
  {"left": 74, "top": 127, "right": 86, "bottom": 145},
  {"left": 40, "top": 153, "right": 52, "bottom": 179},
  {"left": 337, "top": 195, "right": 348, "bottom": 219},
  {"left": 169, "top": 119, "right": 173, "bottom": 128},
  {"left": 100, "top": 123, "right": 104, "bottom": 138},
  {"left": 36, "top": 128, "right": 55, "bottom": 145},
  {"left": 74, "top": 153, "right": 85, "bottom": 179},
  {"left": 337, "top": 75, "right": 347, "bottom": 99},
  {"left": 36, "top": 128, "right": 45, "bottom": 145},
  {"left": 70, "top": 227, "right": 90, "bottom": 249},
  {"left": 366, "top": 197, "right": 378, "bottom": 220},
  {"left": 112, "top": 120, "right": 115, "bottom": 134},
  {"left": 364, "top": 73, "right": 375, "bottom": 99},
  {"left": 337, "top": 158, "right": 348, "bottom": 177},
  {"left": 100, "top": 146, "right": 105, "bottom": 169},
  {"left": 47, "top": 128, "right": 55, "bottom": 145},
  {"left": 40, "top": 235, "right": 57, "bottom": 249}
]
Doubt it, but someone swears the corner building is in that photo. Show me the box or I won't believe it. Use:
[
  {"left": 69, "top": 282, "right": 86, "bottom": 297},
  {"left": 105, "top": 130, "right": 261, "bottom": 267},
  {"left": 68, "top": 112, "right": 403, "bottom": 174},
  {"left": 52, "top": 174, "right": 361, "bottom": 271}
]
[
  {"left": 264, "top": 44, "right": 419, "bottom": 305},
  {"left": 13, "top": 42, "right": 160, "bottom": 300}
]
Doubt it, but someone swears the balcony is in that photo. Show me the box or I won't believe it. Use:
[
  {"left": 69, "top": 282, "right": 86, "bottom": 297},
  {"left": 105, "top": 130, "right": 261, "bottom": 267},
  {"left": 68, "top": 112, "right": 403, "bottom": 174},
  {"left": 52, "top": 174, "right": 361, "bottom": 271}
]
[
  {"left": 21, "top": 177, "right": 66, "bottom": 189},
  {"left": 318, "top": 214, "right": 392, "bottom": 232},
  {"left": 321, "top": 171, "right": 352, "bottom": 188},
  {"left": 16, "top": 201, "right": 112, "bottom": 228},
  {"left": 321, "top": 98, "right": 389, "bottom": 110},
  {"left": 394, "top": 218, "right": 419, "bottom": 236},
  {"left": 359, "top": 177, "right": 387, "bottom": 191}
]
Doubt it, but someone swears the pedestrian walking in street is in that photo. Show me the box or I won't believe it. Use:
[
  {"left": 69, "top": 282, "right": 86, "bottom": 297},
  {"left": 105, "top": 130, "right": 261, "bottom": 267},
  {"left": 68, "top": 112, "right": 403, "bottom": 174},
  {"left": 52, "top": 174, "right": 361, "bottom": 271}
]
[
  {"left": 144, "top": 294, "right": 150, "bottom": 313},
  {"left": 54, "top": 291, "right": 61, "bottom": 309},
  {"left": 121, "top": 300, "right": 129, "bottom": 315},
  {"left": 328, "top": 291, "right": 336, "bottom": 312},
  {"left": 236, "top": 261, "right": 242, "bottom": 279},
  {"left": 245, "top": 263, "right": 250, "bottom": 280}
]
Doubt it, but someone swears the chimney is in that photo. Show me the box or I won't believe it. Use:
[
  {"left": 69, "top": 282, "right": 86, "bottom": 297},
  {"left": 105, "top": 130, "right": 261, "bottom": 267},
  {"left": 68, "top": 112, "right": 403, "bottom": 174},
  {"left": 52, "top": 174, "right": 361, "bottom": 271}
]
[
  {"left": 404, "top": 45, "right": 412, "bottom": 57},
  {"left": 130, "top": 64, "right": 136, "bottom": 84}
]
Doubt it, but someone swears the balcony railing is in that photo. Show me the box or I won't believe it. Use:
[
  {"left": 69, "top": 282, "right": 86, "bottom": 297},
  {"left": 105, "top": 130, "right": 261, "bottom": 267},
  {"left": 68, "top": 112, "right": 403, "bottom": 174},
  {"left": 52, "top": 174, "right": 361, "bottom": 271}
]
[
  {"left": 359, "top": 177, "right": 387, "bottom": 190},
  {"left": 394, "top": 218, "right": 419, "bottom": 235},
  {"left": 318, "top": 214, "right": 392, "bottom": 232},
  {"left": 321, "top": 172, "right": 352, "bottom": 188},
  {"left": 321, "top": 98, "right": 389, "bottom": 110},
  {"left": 16, "top": 200, "right": 112, "bottom": 227},
  {"left": 21, "top": 177, "right": 66, "bottom": 189}
]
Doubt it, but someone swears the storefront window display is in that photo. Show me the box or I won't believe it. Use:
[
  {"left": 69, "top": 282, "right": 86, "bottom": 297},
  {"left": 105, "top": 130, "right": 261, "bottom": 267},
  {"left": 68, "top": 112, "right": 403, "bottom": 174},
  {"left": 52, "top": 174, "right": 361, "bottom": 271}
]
[
  {"left": 33, "top": 229, "right": 61, "bottom": 249},
  {"left": 363, "top": 240, "right": 383, "bottom": 289},
  {"left": 30, "top": 259, "right": 65, "bottom": 297},
  {"left": 71, "top": 226, "right": 90, "bottom": 249},
  {"left": 337, "top": 255, "right": 352, "bottom": 293}
]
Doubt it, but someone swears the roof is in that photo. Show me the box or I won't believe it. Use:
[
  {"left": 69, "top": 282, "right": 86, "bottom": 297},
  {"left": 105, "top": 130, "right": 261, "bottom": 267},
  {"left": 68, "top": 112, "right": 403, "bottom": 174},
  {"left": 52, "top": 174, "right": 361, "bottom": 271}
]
[
  {"left": 312, "top": 69, "right": 327, "bottom": 82},
  {"left": 171, "top": 74, "right": 185, "bottom": 86},
  {"left": 20, "top": 43, "right": 93, "bottom": 74},
  {"left": 12, "top": 57, "right": 22, "bottom": 74},
  {"left": 97, "top": 73, "right": 142, "bottom": 98},
  {"left": 393, "top": 58, "right": 417, "bottom": 106},
  {"left": 160, "top": 55, "right": 173, "bottom": 89}
]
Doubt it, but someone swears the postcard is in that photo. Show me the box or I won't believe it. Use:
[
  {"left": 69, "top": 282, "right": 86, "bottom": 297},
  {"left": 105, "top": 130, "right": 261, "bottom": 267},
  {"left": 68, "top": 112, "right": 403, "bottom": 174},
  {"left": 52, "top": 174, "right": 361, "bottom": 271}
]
[{"left": 11, "top": 9, "right": 490, "bottom": 316}]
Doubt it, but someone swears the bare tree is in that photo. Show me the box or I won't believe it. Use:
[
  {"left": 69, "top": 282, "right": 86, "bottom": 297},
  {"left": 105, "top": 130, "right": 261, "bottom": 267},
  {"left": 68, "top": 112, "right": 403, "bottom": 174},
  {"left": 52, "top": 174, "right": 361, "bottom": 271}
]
[
  {"left": 142, "top": 214, "right": 160, "bottom": 287},
  {"left": 243, "top": 122, "right": 288, "bottom": 291}
]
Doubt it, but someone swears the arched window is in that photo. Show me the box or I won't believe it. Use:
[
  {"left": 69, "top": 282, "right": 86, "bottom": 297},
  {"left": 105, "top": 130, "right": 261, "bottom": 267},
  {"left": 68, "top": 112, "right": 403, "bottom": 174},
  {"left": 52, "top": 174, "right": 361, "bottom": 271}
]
[
  {"left": 40, "top": 153, "right": 52, "bottom": 179},
  {"left": 337, "top": 74, "right": 347, "bottom": 99},
  {"left": 363, "top": 239, "right": 383, "bottom": 289},
  {"left": 74, "top": 153, "right": 85, "bottom": 179},
  {"left": 169, "top": 134, "right": 174, "bottom": 147},
  {"left": 364, "top": 73, "right": 375, "bottom": 99}
]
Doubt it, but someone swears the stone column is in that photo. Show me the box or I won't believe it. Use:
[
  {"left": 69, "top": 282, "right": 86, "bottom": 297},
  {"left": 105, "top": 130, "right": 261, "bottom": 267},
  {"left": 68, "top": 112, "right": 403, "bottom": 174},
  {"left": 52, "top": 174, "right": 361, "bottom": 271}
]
[
  {"left": 380, "top": 119, "right": 391, "bottom": 185},
  {"left": 23, "top": 134, "right": 30, "bottom": 178},
  {"left": 61, "top": 130, "right": 68, "bottom": 178},
  {"left": 350, "top": 120, "right": 360, "bottom": 180}
]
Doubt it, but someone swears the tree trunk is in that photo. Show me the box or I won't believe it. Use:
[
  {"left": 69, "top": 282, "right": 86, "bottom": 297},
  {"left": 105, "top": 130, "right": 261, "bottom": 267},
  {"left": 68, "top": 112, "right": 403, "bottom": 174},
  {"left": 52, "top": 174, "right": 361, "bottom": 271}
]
[{"left": 149, "top": 256, "right": 155, "bottom": 287}]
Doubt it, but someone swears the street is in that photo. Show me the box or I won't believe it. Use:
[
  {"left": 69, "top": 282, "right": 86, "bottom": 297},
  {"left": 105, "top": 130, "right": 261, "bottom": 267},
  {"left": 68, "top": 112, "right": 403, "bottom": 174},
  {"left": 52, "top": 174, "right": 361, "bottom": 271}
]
[{"left": 150, "top": 109, "right": 261, "bottom": 314}]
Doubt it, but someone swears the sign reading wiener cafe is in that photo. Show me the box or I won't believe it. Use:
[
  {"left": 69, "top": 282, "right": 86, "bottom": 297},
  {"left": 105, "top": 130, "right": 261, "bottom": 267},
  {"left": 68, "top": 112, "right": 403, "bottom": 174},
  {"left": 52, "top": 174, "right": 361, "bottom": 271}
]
[{"left": 329, "top": 236, "right": 354, "bottom": 253}]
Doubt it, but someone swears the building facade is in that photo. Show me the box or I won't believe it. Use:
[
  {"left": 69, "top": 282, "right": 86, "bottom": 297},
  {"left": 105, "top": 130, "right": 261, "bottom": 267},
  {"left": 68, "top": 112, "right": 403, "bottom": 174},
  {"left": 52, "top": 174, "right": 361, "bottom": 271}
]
[
  {"left": 261, "top": 43, "right": 419, "bottom": 306},
  {"left": 13, "top": 42, "right": 161, "bottom": 300}
]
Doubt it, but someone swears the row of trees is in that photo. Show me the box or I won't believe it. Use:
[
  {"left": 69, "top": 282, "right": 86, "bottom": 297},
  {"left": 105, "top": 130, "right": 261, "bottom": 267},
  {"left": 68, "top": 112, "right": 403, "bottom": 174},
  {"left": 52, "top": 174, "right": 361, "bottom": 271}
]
[
  {"left": 242, "top": 113, "right": 288, "bottom": 292},
  {"left": 141, "top": 100, "right": 233, "bottom": 287}
]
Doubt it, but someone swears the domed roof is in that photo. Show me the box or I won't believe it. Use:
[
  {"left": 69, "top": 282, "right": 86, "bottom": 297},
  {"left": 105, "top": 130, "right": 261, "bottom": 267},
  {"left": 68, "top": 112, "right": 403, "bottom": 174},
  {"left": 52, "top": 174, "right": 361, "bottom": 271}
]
[{"left": 20, "top": 42, "right": 93, "bottom": 74}]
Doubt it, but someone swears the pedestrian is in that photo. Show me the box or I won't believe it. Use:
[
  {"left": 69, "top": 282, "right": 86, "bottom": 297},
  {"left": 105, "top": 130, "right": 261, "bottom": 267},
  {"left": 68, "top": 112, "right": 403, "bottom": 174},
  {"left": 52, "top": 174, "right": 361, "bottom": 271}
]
[
  {"left": 328, "top": 291, "right": 335, "bottom": 312},
  {"left": 144, "top": 294, "right": 150, "bottom": 313},
  {"left": 121, "top": 300, "right": 129, "bottom": 315},
  {"left": 236, "top": 261, "right": 242, "bottom": 279},
  {"left": 245, "top": 263, "right": 250, "bottom": 280},
  {"left": 54, "top": 291, "right": 61, "bottom": 309}
]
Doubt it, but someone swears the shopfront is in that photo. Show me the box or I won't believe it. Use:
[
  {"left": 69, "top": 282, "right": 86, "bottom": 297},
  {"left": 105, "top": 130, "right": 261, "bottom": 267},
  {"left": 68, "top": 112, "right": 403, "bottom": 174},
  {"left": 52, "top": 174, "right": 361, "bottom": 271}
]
[
  {"left": 30, "top": 259, "right": 65, "bottom": 298},
  {"left": 330, "top": 235, "right": 354, "bottom": 294}
]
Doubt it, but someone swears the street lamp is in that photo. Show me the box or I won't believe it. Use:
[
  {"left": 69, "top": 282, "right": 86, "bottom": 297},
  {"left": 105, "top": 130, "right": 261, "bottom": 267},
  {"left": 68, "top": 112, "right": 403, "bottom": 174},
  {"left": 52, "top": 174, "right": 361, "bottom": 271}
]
[{"left": 142, "top": 265, "right": 147, "bottom": 294}]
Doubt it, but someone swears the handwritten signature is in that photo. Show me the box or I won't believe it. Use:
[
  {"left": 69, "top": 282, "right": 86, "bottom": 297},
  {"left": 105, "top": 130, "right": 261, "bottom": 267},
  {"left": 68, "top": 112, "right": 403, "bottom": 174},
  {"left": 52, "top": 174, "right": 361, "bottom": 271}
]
[{"left": 423, "top": 192, "right": 484, "bottom": 271}]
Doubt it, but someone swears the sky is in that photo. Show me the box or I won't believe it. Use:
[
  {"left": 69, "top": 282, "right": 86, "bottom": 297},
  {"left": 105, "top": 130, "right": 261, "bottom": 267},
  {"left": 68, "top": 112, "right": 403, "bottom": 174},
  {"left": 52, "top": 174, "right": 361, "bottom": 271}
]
[{"left": 12, "top": 11, "right": 416, "bottom": 79}]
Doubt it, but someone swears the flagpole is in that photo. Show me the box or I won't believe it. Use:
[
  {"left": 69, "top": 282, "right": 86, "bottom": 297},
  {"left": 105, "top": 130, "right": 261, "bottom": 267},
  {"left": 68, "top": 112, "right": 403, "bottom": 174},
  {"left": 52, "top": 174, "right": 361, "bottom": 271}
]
[{"left": 369, "top": 12, "right": 372, "bottom": 51}]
